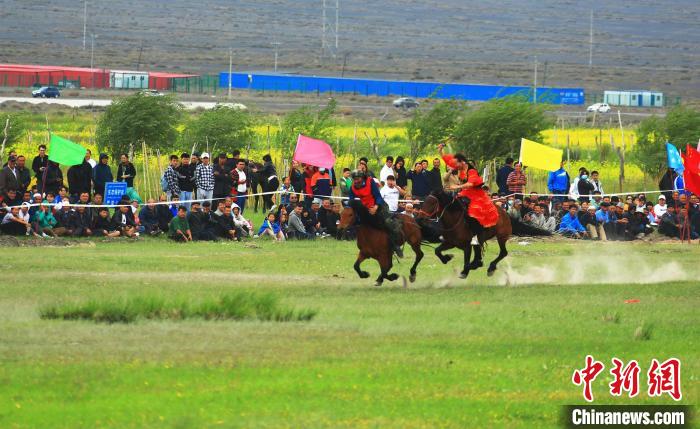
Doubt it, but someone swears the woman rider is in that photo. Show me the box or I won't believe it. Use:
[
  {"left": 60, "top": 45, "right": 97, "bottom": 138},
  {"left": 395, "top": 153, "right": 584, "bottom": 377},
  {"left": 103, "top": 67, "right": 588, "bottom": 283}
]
[
  {"left": 347, "top": 169, "right": 404, "bottom": 257},
  {"left": 438, "top": 143, "right": 499, "bottom": 233}
]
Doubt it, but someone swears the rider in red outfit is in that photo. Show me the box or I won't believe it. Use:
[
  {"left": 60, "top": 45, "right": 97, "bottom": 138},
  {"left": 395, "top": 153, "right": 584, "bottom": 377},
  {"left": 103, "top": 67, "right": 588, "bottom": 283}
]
[{"left": 438, "top": 143, "right": 499, "bottom": 230}]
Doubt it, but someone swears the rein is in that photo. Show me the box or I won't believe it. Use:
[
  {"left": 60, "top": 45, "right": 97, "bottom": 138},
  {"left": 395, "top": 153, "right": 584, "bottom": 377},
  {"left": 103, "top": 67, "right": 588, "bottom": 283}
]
[{"left": 418, "top": 195, "right": 465, "bottom": 233}]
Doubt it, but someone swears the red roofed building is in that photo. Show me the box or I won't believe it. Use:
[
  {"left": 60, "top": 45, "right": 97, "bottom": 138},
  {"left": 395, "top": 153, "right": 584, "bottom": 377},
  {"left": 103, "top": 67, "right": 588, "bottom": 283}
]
[{"left": 0, "top": 64, "right": 110, "bottom": 88}]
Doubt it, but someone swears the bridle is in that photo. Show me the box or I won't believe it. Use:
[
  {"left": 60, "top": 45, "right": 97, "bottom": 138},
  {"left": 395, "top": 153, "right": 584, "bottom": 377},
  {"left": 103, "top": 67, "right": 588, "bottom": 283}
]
[{"left": 418, "top": 194, "right": 464, "bottom": 225}]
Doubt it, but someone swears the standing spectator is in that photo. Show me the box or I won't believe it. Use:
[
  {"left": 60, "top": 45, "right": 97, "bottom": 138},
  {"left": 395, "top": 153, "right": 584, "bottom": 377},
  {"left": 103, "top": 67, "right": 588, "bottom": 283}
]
[
  {"left": 43, "top": 161, "right": 63, "bottom": 195},
  {"left": 506, "top": 162, "right": 527, "bottom": 198},
  {"left": 380, "top": 175, "right": 403, "bottom": 213},
  {"left": 0, "top": 155, "right": 20, "bottom": 196},
  {"left": 32, "top": 145, "right": 49, "bottom": 191},
  {"left": 576, "top": 169, "right": 595, "bottom": 203},
  {"left": 590, "top": 170, "right": 604, "bottom": 194},
  {"left": 394, "top": 157, "right": 408, "bottom": 188},
  {"left": 84, "top": 149, "right": 97, "bottom": 168},
  {"left": 427, "top": 158, "right": 443, "bottom": 192},
  {"left": 231, "top": 159, "right": 249, "bottom": 213},
  {"left": 261, "top": 154, "right": 279, "bottom": 211},
  {"left": 547, "top": 161, "right": 569, "bottom": 203},
  {"left": 176, "top": 153, "right": 196, "bottom": 210},
  {"left": 163, "top": 155, "right": 180, "bottom": 201},
  {"left": 168, "top": 206, "right": 192, "bottom": 242},
  {"left": 194, "top": 152, "right": 215, "bottom": 204},
  {"left": 213, "top": 153, "right": 232, "bottom": 202},
  {"left": 338, "top": 168, "right": 352, "bottom": 201},
  {"left": 357, "top": 157, "right": 376, "bottom": 178},
  {"left": 496, "top": 157, "right": 514, "bottom": 196},
  {"left": 116, "top": 153, "right": 137, "bottom": 188},
  {"left": 277, "top": 176, "right": 295, "bottom": 206},
  {"left": 289, "top": 161, "right": 306, "bottom": 201},
  {"left": 407, "top": 162, "right": 430, "bottom": 200},
  {"left": 67, "top": 154, "right": 93, "bottom": 202},
  {"left": 311, "top": 168, "right": 332, "bottom": 199},
  {"left": 15, "top": 155, "right": 31, "bottom": 194},
  {"left": 379, "top": 156, "right": 395, "bottom": 184},
  {"left": 93, "top": 154, "right": 113, "bottom": 197}
]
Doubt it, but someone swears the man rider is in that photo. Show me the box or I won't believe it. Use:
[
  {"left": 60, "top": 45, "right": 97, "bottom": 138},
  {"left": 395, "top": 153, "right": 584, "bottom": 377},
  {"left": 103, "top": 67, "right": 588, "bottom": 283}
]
[{"left": 347, "top": 169, "right": 404, "bottom": 257}]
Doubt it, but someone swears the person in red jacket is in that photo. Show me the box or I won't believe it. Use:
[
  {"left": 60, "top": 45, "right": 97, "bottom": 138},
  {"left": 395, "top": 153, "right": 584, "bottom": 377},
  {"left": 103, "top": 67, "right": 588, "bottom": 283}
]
[{"left": 438, "top": 143, "right": 499, "bottom": 233}]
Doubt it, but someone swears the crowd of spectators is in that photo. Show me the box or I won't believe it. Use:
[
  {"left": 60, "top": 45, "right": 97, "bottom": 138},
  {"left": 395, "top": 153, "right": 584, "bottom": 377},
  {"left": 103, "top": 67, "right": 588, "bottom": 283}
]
[{"left": 0, "top": 147, "right": 698, "bottom": 243}]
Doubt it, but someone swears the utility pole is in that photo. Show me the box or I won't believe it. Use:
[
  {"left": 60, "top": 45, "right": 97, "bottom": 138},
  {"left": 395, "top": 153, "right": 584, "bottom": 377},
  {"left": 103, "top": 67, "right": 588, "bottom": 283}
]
[
  {"left": 228, "top": 48, "right": 233, "bottom": 99},
  {"left": 136, "top": 41, "right": 144, "bottom": 71},
  {"left": 335, "top": 0, "right": 339, "bottom": 52},
  {"left": 341, "top": 52, "right": 349, "bottom": 77},
  {"left": 271, "top": 42, "right": 281, "bottom": 72},
  {"left": 83, "top": 0, "right": 87, "bottom": 50},
  {"left": 588, "top": 10, "right": 594, "bottom": 70},
  {"left": 321, "top": 0, "right": 339, "bottom": 65},
  {"left": 533, "top": 56, "right": 538, "bottom": 104},
  {"left": 321, "top": 0, "right": 327, "bottom": 66},
  {"left": 90, "top": 33, "right": 97, "bottom": 88}
]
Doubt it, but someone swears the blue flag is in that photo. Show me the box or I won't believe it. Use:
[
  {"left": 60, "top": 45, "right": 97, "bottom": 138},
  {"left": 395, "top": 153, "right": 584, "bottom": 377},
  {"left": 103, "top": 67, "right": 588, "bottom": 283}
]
[{"left": 666, "top": 142, "right": 684, "bottom": 173}]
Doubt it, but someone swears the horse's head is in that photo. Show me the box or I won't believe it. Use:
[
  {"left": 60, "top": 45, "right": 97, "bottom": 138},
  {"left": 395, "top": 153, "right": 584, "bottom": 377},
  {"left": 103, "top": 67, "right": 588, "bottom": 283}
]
[
  {"left": 339, "top": 200, "right": 368, "bottom": 231},
  {"left": 418, "top": 190, "right": 453, "bottom": 218}
]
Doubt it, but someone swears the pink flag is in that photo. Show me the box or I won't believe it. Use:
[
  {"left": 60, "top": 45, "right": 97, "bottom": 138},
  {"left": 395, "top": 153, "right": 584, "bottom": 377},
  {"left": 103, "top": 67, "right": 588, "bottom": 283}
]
[{"left": 293, "top": 134, "right": 336, "bottom": 169}]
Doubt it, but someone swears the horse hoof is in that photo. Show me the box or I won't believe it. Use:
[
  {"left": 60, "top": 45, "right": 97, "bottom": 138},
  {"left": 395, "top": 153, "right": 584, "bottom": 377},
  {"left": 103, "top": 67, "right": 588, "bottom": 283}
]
[
  {"left": 409, "top": 274, "right": 416, "bottom": 283},
  {"left": 374, "top": 281, "right": 383, "bottom": 287},
  {"left": 387, "top": 274, "right": 399, "bottom": 281},
  {"left": 469, "top": 261, "right": 483, "bottom": 270},
  {"left": 359, "top": 271, "right": 370, "bottom": 279},
  {"left": 459, "top": 273, "right": 468, "bottom": 279},
  {"left": 487, "top": 269, "right": 496, "bottom": 277},
  {"left": 440, "top": 254, "right": 453, "bottom": 264}
]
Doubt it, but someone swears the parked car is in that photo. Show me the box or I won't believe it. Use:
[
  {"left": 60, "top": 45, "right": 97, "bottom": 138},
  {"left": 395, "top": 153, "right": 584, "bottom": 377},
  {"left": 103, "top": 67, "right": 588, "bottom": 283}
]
[
  {"left": 587, "top": 103, "right": 611, "bottom": 113},
  {"left": 140, "top": 89, "right": 164, "bottom": 97},
  {"left": 31, "top": 86, "right": 61, "bottom": 98},
  {"left": 214, "top": 102, "right": 248, "bottom": 110},
  {"left": 393, "top": 97, "right": 419, "bottom": 109}
]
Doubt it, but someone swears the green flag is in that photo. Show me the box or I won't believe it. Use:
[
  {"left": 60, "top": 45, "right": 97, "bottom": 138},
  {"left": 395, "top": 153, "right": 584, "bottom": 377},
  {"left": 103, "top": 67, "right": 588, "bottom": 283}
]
[{"left": 49, "top": 134, "right": 87, "bottom": 166}]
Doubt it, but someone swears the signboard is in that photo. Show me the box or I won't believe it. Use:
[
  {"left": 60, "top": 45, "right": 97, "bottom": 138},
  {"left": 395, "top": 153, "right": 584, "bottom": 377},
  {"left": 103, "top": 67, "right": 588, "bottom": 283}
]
[{"left": 104, "top": 182, "right": 127, "bottom": 206}]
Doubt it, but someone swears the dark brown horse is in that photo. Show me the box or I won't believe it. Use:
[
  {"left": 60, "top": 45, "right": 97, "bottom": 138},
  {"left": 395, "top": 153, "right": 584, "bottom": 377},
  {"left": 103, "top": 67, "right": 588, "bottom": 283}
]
[
  {"left": 419, "top": 190, "right": 512, "bottom": 279},
  {"left": 338, "top": 201, "right": 425, "bottom": 286}
]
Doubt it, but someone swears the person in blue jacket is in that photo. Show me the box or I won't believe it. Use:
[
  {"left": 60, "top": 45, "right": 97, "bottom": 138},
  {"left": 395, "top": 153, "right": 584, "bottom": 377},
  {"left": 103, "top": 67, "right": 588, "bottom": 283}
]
[
  {"left": 559, "top": 204, "right": 587, "bottom": 238},
  {"left": 547, "top": 161, "right": 570, "bottom": 204}
]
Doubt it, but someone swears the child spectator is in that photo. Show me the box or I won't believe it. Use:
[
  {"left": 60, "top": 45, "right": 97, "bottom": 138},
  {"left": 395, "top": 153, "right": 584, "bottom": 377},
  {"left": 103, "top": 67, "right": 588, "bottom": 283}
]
[
  {"left": 93, "top": 208, "right": 121, "bottom": 238},
  {"left": 257, "top": 213, "right": 285, "bottom": 241}
]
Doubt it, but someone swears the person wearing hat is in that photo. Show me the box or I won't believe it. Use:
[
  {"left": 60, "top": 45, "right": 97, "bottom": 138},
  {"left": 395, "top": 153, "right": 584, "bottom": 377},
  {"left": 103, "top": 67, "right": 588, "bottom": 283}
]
[
  {"left": 347, "top": 168, "right": 403, "bottom": 257},
  {"left": 654, "top": 194, "right": 668, "bottom": 219},
  {"left": 194, "top": 152, "right": 215, "bottom": 205},
  {"left": 92, "top": 154, "right": 113, "bottom": 197},
  {"left": 582, "top": 203, "right": 606, "bottom": 240},
  {"left": 0, "top": 155, "right": 20, "bottom": 196}
]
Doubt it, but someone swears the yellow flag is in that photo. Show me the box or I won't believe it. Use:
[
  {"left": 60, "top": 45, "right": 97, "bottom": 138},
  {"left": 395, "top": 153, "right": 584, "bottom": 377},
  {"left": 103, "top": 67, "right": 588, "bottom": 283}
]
[{"left": 519, "top": 138, "right": 562, "bottom": 171}]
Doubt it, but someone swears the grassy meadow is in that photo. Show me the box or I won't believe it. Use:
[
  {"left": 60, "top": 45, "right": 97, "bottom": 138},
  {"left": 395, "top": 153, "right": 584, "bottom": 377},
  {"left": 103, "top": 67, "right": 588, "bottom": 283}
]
[{"left": 0, "top": 239, "right": 697, "bottom": 428}]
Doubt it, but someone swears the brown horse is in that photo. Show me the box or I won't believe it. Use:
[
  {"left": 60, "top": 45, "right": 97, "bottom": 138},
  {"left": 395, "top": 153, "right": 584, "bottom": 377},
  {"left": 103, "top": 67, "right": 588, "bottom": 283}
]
[
  {"left": 338, "top": 201, "right": 425, "bottom": 286},
  {"left": 419, "top": 190, "right": 512, "bottom": 279}
]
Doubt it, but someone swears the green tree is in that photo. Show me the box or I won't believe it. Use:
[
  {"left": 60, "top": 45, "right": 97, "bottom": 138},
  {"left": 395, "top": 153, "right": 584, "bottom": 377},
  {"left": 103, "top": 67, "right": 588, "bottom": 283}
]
[
  {"left": 1, "top": 113, "right": 27, "bottom": 156},
  {"left": 452, "top": 96, "right": 551, "bottom": 164},
  {"left": 96, "top": 93, "right": 183, "bottom": 158},
  {"left": 186, "top": 106, "right": 255, "bottom": 154},
  {"left": 406, "top": 100, "right": 465, "bottom": 162},
  {"left": 275, "top": 99, "right": 337, "bottom": 159},
  {"left": 632, "top": 106, "right": 700, "bottom": 179}
]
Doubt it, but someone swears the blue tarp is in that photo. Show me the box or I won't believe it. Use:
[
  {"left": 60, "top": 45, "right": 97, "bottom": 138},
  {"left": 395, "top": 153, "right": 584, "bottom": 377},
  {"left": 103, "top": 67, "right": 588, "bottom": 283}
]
[{"left": 219, "top": 72, "right": 584, "bottom": 105}]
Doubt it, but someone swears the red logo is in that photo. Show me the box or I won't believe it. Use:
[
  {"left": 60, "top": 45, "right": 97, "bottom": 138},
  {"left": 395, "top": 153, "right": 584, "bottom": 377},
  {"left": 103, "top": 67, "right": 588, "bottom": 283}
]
[
  {"left": 647, "top": 358, "right": 682, "bottom": 401},
  {"left": 572, "top": 355, "right": 605, "bottom": 402}
]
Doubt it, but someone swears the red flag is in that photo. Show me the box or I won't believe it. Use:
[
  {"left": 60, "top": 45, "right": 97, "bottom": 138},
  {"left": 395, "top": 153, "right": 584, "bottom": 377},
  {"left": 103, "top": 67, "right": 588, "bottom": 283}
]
[
  {"left": 682, "top": 145, "right": 700, "bottom": 196},
  {"left": 293, "top": 134, "right": 336, "bottom": 169}
]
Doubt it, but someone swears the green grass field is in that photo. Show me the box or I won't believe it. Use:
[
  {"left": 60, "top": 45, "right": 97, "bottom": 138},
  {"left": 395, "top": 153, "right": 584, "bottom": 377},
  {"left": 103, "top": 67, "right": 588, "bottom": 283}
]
[{"left": 0, "top": 239, "right": 697, "bottom": 428}]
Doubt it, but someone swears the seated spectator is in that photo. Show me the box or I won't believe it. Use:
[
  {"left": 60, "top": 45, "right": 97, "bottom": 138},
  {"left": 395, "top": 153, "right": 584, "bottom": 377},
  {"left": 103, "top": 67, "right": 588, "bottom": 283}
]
[
  {"left": 32, "top": 203, "right": 57, "bottom": 237},
  {"left": 232, "top": 205, "right": 251, "bottom": 238},
  {"left": 214, "top": 205, "right": 237, "bottom": 241},
  {"left": 1, "top": 206, "right": 32, "bottom": 236},
  {"left": 287, "top": 203, "right": 313, "bottom": 240},
  {"left": 53, "top": 202, "right": 76, "bottom": 237},
  {"left": 325, "top": 203, "right": 341, "bottom": 238},
  {"left": 139, "top": 199, "right": 161, "bottom": 235},
  {"left": 168, "top": 206, "right": 192, "bottom": 242},
  {"left": 90, "top": 193, "right": 104, "bottom": 221},
  {"left": 156, "top": 194, "right": 174, "bottom": 232},
  {"left": 111, "top": 205, "right": 136, "bottom": 238},
  {"left": 611, "top": 203, "right": 631, "bottom": 240},
  {"left": 645, "top": 202, "right": 658, "bottom": 226},
  {"left": 92, "top": 208, "right": 121, "bottom": 238},
  {"left": 73, "top": 206, "right": 94, "bottom": 237},
  {"left": 403, "top": 203, "right": 415, "bottom": 217},
  {"left": 187, "top": 202, "right": 217, "bottom": 241},
  {"left": 526, "top": 203, "right": 557, "bottom": 232},
  {"left": 580, "top": 204, "right": 606, "bottom": 241},
  {"left": 257, "top": 212, "right": 285, "bottom": 241},
  {"left": 629, "top": 207, "right": 653, "bottom": 239},
  {"left": 654, "top": 195, "right": 668, "bottom": 219},
  {"left": 659, "top": 204, "right": 680, "bottom": 238},
  {"left": 558, "top": 204, "right": 587, "bottom": 238}
]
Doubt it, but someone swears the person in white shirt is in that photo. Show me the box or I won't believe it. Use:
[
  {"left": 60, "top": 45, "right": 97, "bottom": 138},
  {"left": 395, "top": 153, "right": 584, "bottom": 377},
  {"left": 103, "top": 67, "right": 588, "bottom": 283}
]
[
  {"left": 379, "top": 156, "right": 395, "bottom": 184},
  {"left": 653, "top": 195, "right": 668, "bottom": 219},
  {"left": 380, "top": 175, "right": 404, "bottom": 213},
  {"left": 233, "top": 159, "right": 248, "bottom": 213},
  {"left": 590, "top": 170, "right": 604, "bottom": 194}
]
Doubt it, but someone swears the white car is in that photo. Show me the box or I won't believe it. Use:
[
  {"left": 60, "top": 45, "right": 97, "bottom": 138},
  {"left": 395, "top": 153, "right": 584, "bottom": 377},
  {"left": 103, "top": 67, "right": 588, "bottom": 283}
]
[
  {"left": 214, "top": 102, "right": 248, "bottom": 110},
  {"left": 587, "top": 103, "right": 610, "bottom": 113},
  {"left": 392, "top": 97, "right": 419, "bottom": 109}
]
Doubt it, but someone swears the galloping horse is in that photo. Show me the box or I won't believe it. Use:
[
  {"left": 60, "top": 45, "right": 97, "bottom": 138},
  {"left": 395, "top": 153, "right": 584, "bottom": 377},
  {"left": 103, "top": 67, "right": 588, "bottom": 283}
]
[
  {"left": 419, "top": 190, "right": 512, "bottom": 279},
  {"left": 338, "top": 201, "right": 425, "bottom": 286}
]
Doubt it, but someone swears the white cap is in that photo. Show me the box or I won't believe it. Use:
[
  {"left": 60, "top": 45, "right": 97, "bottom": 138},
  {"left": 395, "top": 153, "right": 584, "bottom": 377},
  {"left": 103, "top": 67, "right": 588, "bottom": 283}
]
[
  {"left": 201, "top": 152, "right": 210, "bottom": 159},
  {"left": 658, "top": 195, "right": 666, "bottom": 200}
]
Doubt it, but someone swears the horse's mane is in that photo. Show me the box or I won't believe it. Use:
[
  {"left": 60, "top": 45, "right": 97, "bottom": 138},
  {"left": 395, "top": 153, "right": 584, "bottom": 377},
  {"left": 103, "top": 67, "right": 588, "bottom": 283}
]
[{"left": 430, "top": 190, "right": 461, "bottom": 213}]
